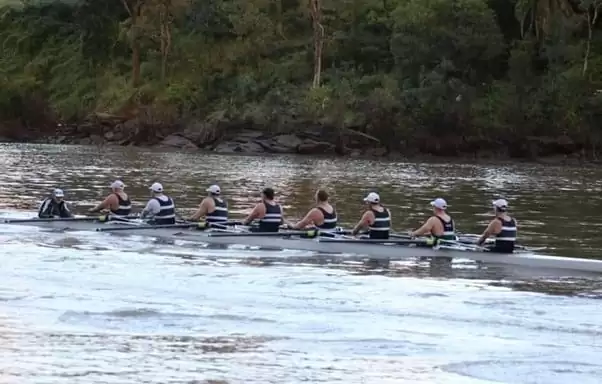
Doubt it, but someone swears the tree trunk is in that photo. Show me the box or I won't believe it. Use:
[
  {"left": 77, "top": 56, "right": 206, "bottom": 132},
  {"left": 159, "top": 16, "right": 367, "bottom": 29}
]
[
  {"left": 309, "top": 0, "right": 324, "bottom": 88},
  {"left": 120, "top": 0, "right": 143, "bottom": 87},
  {"left": 159, "top": 1, "right": 170, "bottom": 82},
  {"left": 583, "top": 3, "right": 599, "bottom": 76},
  {"left": 276, "top": 0, "right": 285, "bottom": 39}
]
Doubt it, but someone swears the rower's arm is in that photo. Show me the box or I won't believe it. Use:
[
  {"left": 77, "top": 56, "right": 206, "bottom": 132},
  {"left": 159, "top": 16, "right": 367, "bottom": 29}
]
[
  {"left": 292, "top": 208, "right": 318, "bottom": 229},
  {"left": 351, "top": 211, "right": 372, "bottom": 236},
  {"left": 411, "top": 217, "right": 434, "bottom": 237},
  {"left": 189, "top": 199, "right": 209, "bottom": 221},
  {"left": 242, "top": 203, "right": 263, "bottom": 225},
  {"left": 89, "top": 195, "right": 116, "bottom": 213},
  {"left": 141, "top": 199, "right": 160, "bottom": 219},
  {"left": 477, "top": 220, "right": 500, "bottom": 245},
  {"left": 388, "top": 209, "right": 393, "bottom": 229}
]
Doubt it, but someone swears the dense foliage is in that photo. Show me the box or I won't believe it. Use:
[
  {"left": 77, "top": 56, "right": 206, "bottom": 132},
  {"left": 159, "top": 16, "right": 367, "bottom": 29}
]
[{"left": 0, "top": 0, "right": 601, "bottom": 156}]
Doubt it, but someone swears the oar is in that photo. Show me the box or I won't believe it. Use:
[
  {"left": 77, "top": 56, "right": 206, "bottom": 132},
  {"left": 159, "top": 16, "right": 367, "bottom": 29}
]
[
  {"left": 318, "top": 238, "right": 428, "bottom": 245},
  {"left": 1, "top": 215, "right": 138, "bottom": 224},
  {"left": 95, "top": 220, "right": 243, "bottom": 232},
  {"left": 208, "top": 230, "right": 319, "bottom": 238},
  {"left": 389, "top": 233, "right": 412, "bottom": 239},
  {"left": 390, "top": 231, "right": 493, "bottom": 246}
]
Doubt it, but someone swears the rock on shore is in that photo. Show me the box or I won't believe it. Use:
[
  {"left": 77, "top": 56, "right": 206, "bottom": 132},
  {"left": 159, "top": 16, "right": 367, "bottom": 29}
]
[
  {"left": 11, "top": 113, "right": 591, "bottom": 163},
  {"left": 43, "top": 114, "right": 383, "bottom": 156}
]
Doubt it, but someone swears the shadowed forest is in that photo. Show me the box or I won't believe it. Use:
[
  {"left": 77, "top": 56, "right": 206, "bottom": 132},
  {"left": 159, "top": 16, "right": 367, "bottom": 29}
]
[{"left": 0, "top": 0, "right": 601, "bottom": 158}]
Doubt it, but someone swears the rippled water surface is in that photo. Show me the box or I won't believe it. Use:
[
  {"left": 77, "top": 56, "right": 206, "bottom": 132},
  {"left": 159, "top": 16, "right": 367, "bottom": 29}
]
[{"left": 0, "top": 143, "right": 601, "bottom": 384}]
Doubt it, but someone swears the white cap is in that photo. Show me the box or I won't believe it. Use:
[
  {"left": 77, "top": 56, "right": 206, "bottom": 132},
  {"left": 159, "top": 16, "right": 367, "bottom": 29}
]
[
  {"left": 492, "top": 199, "right": 509, "bottom": 209},
  {"left": 110, "top": 180, "right": 125, "bottom": 189},
  {"left": 149, "top": 182, "right": 163, "bottom": 193},
  {"left": 53, "top": 188, "right": 64, "bottom": 197},
  {"left": 363, "top": 192, "right": 380, "bottom": 203},
  {"left": 430, "top": 198, "right": 448, "bottom": 209},
  {"left": 206, "top": 185, "right": 221, "bottom": 194}
]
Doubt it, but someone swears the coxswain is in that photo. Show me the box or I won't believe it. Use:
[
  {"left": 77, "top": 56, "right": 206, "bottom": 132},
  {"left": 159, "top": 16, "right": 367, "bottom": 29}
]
[
  {"left": 351, "top": 192, "right": 391, "bottom": 239},
  {"left": 140, "top": 182, "right": 176, "bottom": 225},
  {"left": 288, "top": 189, "right": 337, "bottom": 230},
  {"left": 242, "top": 187, "right": 283, "bottom": 232},
  {"left": 38, "top": 188, "right": 73, "bottom": 218},
  {"left": 188, "top": 184, "right": 228, "bottom": 223},
  {"left": 477, "top": 199, "right": 517, "bottom": 253},
  {"left": 410, "top": 198, "right": 456, "bottom": 242},
  {"left": 88, "top": 180, "right": 132, "bottom": 220}
]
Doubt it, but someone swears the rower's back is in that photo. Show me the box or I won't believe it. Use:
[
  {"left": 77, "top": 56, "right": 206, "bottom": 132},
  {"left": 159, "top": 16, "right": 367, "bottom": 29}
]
[
  {"left": 316, "top": 205, "right": 337, "bottom": 230},
  {"left": 110, "top": 192, "right": 132, "bottom": 219},
  {"left": 369, "top": 205, "right": 390, "bottom": 239},
  {"left": 206, "top": 196, "right": 229, "bottom": 223},
  {"left": 150, "top": 195, "right": 176, "bottom": 225},
  {"left": 492, "top": 216, "right": 517, "bottom": 253},
  {"left": 313, "top": 190, "right": 337, "bottom": 230},
  {"left": 433, "top": 214, "right": 456, "bottom": 241},
  {"left": 258, "top": 201, "right": 282, "bottom": 232}
]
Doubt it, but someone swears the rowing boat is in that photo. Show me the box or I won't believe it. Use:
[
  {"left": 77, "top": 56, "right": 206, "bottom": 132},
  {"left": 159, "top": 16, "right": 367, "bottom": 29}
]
[{"left": 2, "top": 217, "right": 602, "bottom": 274}]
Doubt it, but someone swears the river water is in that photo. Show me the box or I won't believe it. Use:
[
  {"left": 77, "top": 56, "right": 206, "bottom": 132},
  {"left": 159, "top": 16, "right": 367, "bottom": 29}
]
[{"left": 0, "top": 143, "right": 601, "bottom": 384}]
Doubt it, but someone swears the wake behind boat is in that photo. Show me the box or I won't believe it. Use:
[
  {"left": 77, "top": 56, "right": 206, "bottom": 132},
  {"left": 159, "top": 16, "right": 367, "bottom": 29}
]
[{"left": 3, "top": 215, "right": 602, "bottom": 274}]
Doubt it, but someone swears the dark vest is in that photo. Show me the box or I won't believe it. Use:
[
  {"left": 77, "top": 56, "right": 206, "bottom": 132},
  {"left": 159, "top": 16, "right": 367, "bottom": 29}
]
[
  {"left": 258, "top": 202, "right": 282, "bottom": 232},
  {"left": 206, "top": 197, "right": 228, "bottom": 223},
  {"left": 150, "top": 196, "right": 175, "bottom": 225},
  {"left": 369, "top": 207, "right": 390, "bottom": 239},
  {"left": 109, "top": 193, "right": 131, "bottom": 219},
  {"left": 38, "top": 198, "right": 70, "bottom": 218},
  {"left": 434, "top": 216, "right": 456, "bottom": 241},
  {"left": 316, "top": 207, "right": 337, "bottom": 230},
  {"left": 492, "top": 217, "right": 516, "bottom": 253}
]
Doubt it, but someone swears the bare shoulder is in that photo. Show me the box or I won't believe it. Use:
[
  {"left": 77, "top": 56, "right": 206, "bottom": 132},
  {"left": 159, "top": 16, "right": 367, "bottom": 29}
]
[{"left": 254, "top": 201, "right": 265, "bottom": 210}]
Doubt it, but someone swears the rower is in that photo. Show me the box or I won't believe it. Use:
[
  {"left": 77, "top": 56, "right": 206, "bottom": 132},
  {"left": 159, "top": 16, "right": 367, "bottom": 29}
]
[
  {"left": 38, "top": 188, "right": 73, "bottom": 218},
  {"left": 242, "top": 187, "right": 283, "bottom": 232},
  {"left": 410, "top": 198, "right": 456, "bottom": 242},
  {"left": 140, "top": 182, "right": 176, "bottom": 225},
  {"left": 88, "top": 180, "right": 132, "bottom": 220},
  {"left": 288, "top": 189, "right": 337, "bottom": 230},
  {"left": 477, "top": 199, "right": 517, "bottom": 253},
  {"left": 188, "top": 184, "right": 228, "bottom": 224},
  {"left": 351, "top": 192, "right": 391, "bottom": 239}
]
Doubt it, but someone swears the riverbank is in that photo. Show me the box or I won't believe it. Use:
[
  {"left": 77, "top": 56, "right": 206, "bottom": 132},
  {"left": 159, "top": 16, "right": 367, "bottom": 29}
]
[
  {"left": 2, "top": 0, "right": 601, "bottom": 169},
  {"left": 0, "top": 114, "right": 595, "bottom": 166}
]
